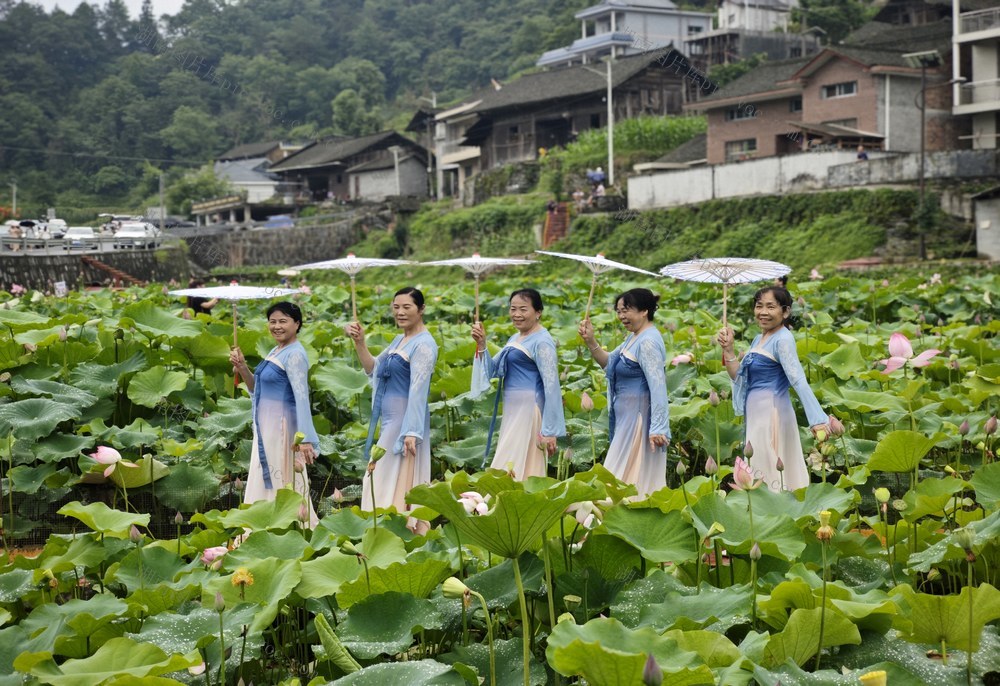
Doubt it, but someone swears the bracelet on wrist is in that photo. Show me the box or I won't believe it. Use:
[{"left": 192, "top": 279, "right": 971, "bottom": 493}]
[{"left": 588, "top": 344, "right": 600, "bottom": 352}]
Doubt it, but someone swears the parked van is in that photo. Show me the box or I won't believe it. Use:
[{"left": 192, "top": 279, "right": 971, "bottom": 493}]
[{"left": 114, "top": 222, "right": 160, "bottom": 249}]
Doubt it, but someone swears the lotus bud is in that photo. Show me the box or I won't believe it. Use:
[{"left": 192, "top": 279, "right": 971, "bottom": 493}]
[
  {"left": 959, "top": 420, "right": 970, "bottom": 436},
  {"left": 828, "top": 415, "right": 845, "bottom": 437},
  {"left": 557, "top": 612, "right": 576, "bottom": 624},
  {"left": 442, "top": 576, "right": 470, "bottom": 600},
  {"left": 339, "top": 540, "right": 361, "bottom": 557},
  {"left": 580, "top": 390, "right": 594, "bottom": 412},
  {"left": 955, "top": 528, "right": 975, "bottom": 554},
  {"left": 858, "top": 670, "right": 887, "bottom": 686},
  {"left": 749, "top": 542, "right": 761, "bottom": 561},
  {"left": 642, "top": 654, "right": 663, "bottom": 686},
  {"left": 214, "top": 591, "right": 225, "bottom": 613},
  {"left": 926, "top": 568, "right": 941, "bottom": 583},
  {"left": 0, "top": 372, "right": 9, "bottom": 383},
  {"left": 708, "top": 389, "right": 720, "bottom": 407},
  {"left": 775, "top": 456, "right": 784, "bottom": 472},
  {"left": 58, "top": 326, "right": 68, "bottom": 342},
  {"left": 182, "top": 309, "right": 192, "bottom": 319},
  {"left": 563, "top": 447, "right": 574, "bottom": 463},
  {"left": 797, "top": 296, "right": 806, "bottom": 307},
  {"left": 743, "top": 441, "right": 754, "bottom": 459},
  {"left": 704, "top": 456, "right": 718, "bottom": 475},
  {"left": 188, "top": 661, "right": 207, "bottom": 676},
  {"left": 174, "top": 511, "right": 184, "bottom": 525},
  {"left": 950, "top": 359, "right": 959, "bottom": 370},
  {"left": 944, "top": 465, "right": 956, "bottom": 475},
  {"left": 563, "top": 594, "right": 582, "bottom": 611},
  {"left": 234, "top": 477, "right": 243, "bottom": 490},
  {"left": 874, "top": 488, "right": 891, "bottom": 504},
  {"left": 129, "top": 525, "right": 142, "bottom": 543},
  {"left": 986, "top": 415, "right": 997, "bottom": 436},
  {"left": 675, "top": 460, "right": 687, "bottom": 476},
  {"left": 370, "top": 445, "right": 386, "bottom": 462},
  {"left": 298, "top": 503, "right": 309, "bottom": 523},
  {"left": 560, "top": 370, "right": 568, "bottom": 381},
  {"left": 332, "top": 488, "right": 344, "bottom": 504},
  {"left": 294, "top": 456, "right": 306, "bottom": 473}
]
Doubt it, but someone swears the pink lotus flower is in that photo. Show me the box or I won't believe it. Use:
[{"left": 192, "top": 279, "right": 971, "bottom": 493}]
[
  {"left": 90, "top": 446, "right": 138, "bottom": 478},
  {"left": 10, "top": 284, "right": 25, "bottom": 295},
  {"left": 458, "top": 491, "right": 490, "bottom": 516},
  {"left": 201, "top": 545, "right": 229, "bottom": 566},
  {"left": 809, "top": 269, "right": 822, "bottom": 281},
  {"left": 670, "top": 353, "right": 693, "bottom": 366},
  {"left": 731, "top": 457, "right": 761, "bottom": 491},
  {"left": 880, "top": 333, "right": 941, "bottom": 374},
  {"left": 299, "top": 285, "right": 312, "bottom": 295},
  {"left": 580, "top": 390, "right": 594, "bottom": 412}
]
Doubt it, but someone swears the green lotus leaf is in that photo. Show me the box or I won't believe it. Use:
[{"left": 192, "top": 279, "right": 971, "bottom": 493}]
[
  {"left": 57, "top": 502, "right": 150, "bottom": 537},
  {"left": 690, "top": 491, "right": 806, "bottom": 561},
  {"left": 902, "top": 476, "right": 966, "bottom": 521},
  {"left": 638, "top": 583, "right": 753, "bottom": 632},
  {"left": 154, "top": 461, "right": 220, "bottom": 513},
  {"left": 9, "top": 463, "right": 60, "bottom": 494},
  {"left": 563, "top": 531, "right": 642, "bottom": 580},
  {"left": 892, "top": 584, "right": 1000, "bottom": 653},
  {"left": 662, "top": 629, "right": 743, "bottom": 669},
  {"left": 407, "top": 479, "right": 599, "bottom": 559},
  {"left": 867, "top": 430, "right": 940, "bottom": 473},
  {"left": 0, "top": 338, "right": 30, "bottom": 369},
  {"left": 224, "top": 530, "right": 310, "bottom": 566},
  {"left": 193, "top": 397, "right": 252, "bottom": 437},
  {"left": 172, "top": 332, "right": 232, "bottom": 367},
  {"left": 600, "top": 506, "right": 698, "bottom": 564},
  {"left": 337, "top": 592, "right": 443, "bottom": 659},
  {"left": 970, "top": 461, "right": 1000, "bottom": 508},
  {"left": 203, "top": 558, "right": 302, "bottom": 633},
  {"left": 106, "top": 546, "right": 193, "bottom": 591},
  {"left": 311, "top": 363, "right": 370, "bottom": 405},
  {"left": 356, "top": 524, "right": 408, "bottom": 569},
  {"left": 464, "top": 554, "right": 545, "bottom": 610},
  {"left": 436, "top": 435, "right": 490, "bottom": 470},
  {"left": 130, "top": 603, "right": 259, "bottom": 655},
  {"left": 110, "top": 419, "right": 161, "bottom": 449},
  {"left": 336, "top": 558, "right": 451, "bottom": 609},
  {"left": 105, "top": 455, "right": 169, "bottom": 489},
  {"left": 14, "top": 325, "right": 70, "bottom": 347},
  {"left": 124, "top": 586, "right": 201, "bottom": 618},
  {"left": 0, "top": 398, "right": 80, "bottom": 441},
  {"left": 33, "top": 433, "right": 95, "bottom": 463},
  {"left": 441, "top": 637, "right": 547, "bottom": 686},
  {"left": 754, "top": 660, "right": 924, "bottom": 686},
  {"left": 313, "top": 508, "right": 371, "bottom": 544},
  {"left": 545, "top": 616, "right": 714, "bottom": 685},
  {"left": 0, "top": 569, "right": 35, "bottom": 604},
  {"left": 610, "top": 569, "right": 689, "bottom": 628},
  {"left": 126, "top": 366, "right": 190, "bottom": 408},
  {"left": 23, "top": 636, "right": 198, "bottom": 686},
  {"left": 329, "top": 660, "right": 466, "bottom": 685},
  {"left": 748, "top": 482, "right": 855, "bottom": 523},
  {"left": 819, "top": 341, "right": 869, "bottom": 380},
  {"left": 193, "top": 485, "right": 306, "bottom": 533},
  {"left": 99, "top": 676, "right": 187, "bottom": 686},
  {"left": 20, "top": 595, "right": 129, "bottom": 658},
  {"left": 823, "top": 386, "right": 906, "bottom": 413},
  {"left": 0, "top": 309, "right": 49, "bottom": 328},
  {"left": 297, "top": 549, "right": 363, "bottom": 598},
  {"left": 10, "top": 378, "right": 98, "bottom": 408},
  {"left": 69, "top": 353, "right": 148, "bottom": 398},
  {"left": 120, "top": 300, "right": 203, "bottom": 339},
  {"left": 762, "top": 606, "right": 861, "bottom": 668}
]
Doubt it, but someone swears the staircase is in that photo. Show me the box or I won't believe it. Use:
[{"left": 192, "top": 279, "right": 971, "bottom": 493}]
[
  {"left": 542, "top": 202, "right": 570, "bottom": 247},
  {"left": 80, "top": 255, "right": 146, "bottom": 286}
]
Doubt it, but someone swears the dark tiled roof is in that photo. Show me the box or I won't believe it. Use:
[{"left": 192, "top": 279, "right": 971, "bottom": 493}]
[
  {"left": 269, "top": 132, "right": 408, "bottom": 172},
  {"left": 655, "top": 132, "right": 707, "bottom": 164},
  {"left": 470, "top": 50, "right": 689, "bottom": 115},
  {"left": 841, "top": 19, "right": 952, "bottom": 54},
  {"left": 695, "top": 58, "right": 809, "bottom": 105},
  {"left": 217, "top": 141, "right": 282, "bottom": 161},
  {"left": 347, "top": 153, "right": 419, "bottom": 173}
]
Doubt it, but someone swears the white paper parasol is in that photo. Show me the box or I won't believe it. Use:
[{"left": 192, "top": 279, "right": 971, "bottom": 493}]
[
  {"left": 535, "top": 250, "right": 659, "bottom": 320},
  {"left": 292, "top": 253, "right": 413, "bottom": 321},
  {"left": 417, "top": 253, "right": 534, "bottom": 322},
  {"left": 169, "top": 284, "right": 300, "bottom": 345},
  {"left": 659, "top": 257, "right": 791, "bottom": 326}
]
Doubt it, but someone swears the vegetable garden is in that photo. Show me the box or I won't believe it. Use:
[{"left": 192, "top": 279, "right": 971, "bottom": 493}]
[{"left": 0, "top": 266, "right": 997, "bottom": 685}]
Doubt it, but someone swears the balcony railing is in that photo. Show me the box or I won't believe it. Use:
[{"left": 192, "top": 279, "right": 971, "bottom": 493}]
[
  {"left": 960, "top": 7, "right": 1000, "bottom": 34},
  {"left": 958, "top": 79, "right": 1000, "bottom": 106}
]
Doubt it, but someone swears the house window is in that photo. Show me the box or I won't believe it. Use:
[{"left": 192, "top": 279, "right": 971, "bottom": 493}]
[
  {"left": 590, "top": 113, "right": 601, "bottom": 129},
  {"left": 725, "top": 105, "right": 758, "bottom": 121},
  {"left": 509, "top": 125, "right": 520, "bottom": 137},
  {"left": 823, "top": 118, "right": 858, "bottom": 129},
  {"left": 687, "top": 25, "right": 703, "bottom": 35},
  {"left": 789, "top": 98, "right": 802, "bottom": 113},
  {"left": 724, "top": 139, "right": 757, "bottom": 162},
  {"left": 821, "top": 81, "right": 857, "bottom": 99},
  {"left": 336, "top": 174, "right": 343, "bottom": 183}
]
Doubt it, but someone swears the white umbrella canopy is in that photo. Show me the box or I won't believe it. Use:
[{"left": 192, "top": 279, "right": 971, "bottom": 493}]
[
  {"left": 168, "top": 284, "right": 300, "bottom": 344},
  {"left": 292, "top": 253, "right": 414, "bottom": 320},
  {"left": 659, "top": 257, "right": 791, "bottom": 326},
  {"left": 417, "top": 252, "right": 534, "bottom": 321},
  {"left": 535, "top": 250, "right": 660, "bottom": 320}
]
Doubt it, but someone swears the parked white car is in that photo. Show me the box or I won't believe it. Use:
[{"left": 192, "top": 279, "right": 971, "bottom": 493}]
[
  {"left": 114, "top": 222, "right": 161, "bottom": 249},
  {"left": 64, "top": 226, "right": 98, "bottom": 250},
  {"left": 47, "top": 219, "right": 68, "bottom": 239}
]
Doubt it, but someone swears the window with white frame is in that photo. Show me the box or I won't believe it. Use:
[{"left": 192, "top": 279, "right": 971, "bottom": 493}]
[
  {"left": 821, "top": 81, "right": 857, "bottom": 99},
  {"left": 724, "top": 139, "right": 757, "bottom": 162}
]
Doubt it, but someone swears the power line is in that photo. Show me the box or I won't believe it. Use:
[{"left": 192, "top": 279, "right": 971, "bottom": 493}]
[{"left": 0, "top": 145, "right": 208, "bottom": 166}]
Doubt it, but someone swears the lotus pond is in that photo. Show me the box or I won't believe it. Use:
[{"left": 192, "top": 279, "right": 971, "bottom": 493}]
[{"left": 0, "top": 266, "right": 998, "bottom": 685}]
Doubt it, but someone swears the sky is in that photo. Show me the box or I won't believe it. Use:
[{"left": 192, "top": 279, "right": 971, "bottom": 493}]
[{"left": 32, "top": 0, "right": 187, "bottom": 18}]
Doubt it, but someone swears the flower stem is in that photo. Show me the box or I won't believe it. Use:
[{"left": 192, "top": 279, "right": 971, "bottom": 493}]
[
  {"left": 471, "top": 590, "right": 496, "bottom": 686},
  {"left": 814, "top": 541, "right": 828, "bottom": 671},
  {"left": 512, "top": 557, "right": 531, "bottom": 686}
]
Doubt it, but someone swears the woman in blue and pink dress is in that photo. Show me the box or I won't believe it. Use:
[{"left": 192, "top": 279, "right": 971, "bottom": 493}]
[
  {"left": 471, "top": 288, "right": 565, "bottom": 479},
  {"left": 578, "top": 288, "right": 671, "bottom": 498},
  {"left": 347, "top": 287, "right": 438, "bottom": 534},
  {"left": 229, "top": 301, "right": 321, "bottom": 526},
  {"left": 716, "top": 286, "right": 830, "bottom": 492}
]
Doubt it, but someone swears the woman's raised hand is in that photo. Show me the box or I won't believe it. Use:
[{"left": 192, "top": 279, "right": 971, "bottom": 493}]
[
  {"left": 471, "top": 321, "right": 486, "bottom": 348},
  {"left": 229, "top": 346, "right": 247, "bottom": 374},
  {"left": 578, "top": 319, "right": 596, "bottom": 346},
  {"left": 716, "top": 326, "right": 735, "bottom": 354},
  {"left": 345, "top": 321, "right": 365, "bottom": 342}
]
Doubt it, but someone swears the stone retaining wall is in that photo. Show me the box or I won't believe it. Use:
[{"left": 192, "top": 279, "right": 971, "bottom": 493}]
[
  {"left": 185, "top": 221, "right": 361, "bottom": 272},
  {"left": 0, "top": 248, "right": 188, "bottom": 291}
]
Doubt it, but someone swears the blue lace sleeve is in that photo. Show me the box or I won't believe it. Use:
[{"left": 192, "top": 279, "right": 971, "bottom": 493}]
[
  {"left": 535, "top": 338, "right": 566, "bottom": 438},
  {"left": 396, "top": 337, "right": 438, "bottom": 454},
  {"left": 470, "top": 346, "right": 495, "bottom": 398},
  {"left": 775, "top": 333, "right": 827, "bottom": 427},
  {"left": 284, "top": 347, "right": 321, "bottom": 451},
  {"left": 637, "top": 334, "right": 671, "bottom": 439}
]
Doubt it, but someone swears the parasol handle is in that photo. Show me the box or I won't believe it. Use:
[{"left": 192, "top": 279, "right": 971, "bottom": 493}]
[
  {"left": 474, "top": 274, "right": 480, "bottom": 323},
  {"left": 722, "top": 282, "right": 728, "bottom": 329},
  {"left": 350, "top": 275, "right": 358, "bottom": 322},
  {"left": 584, "top": 273, "right": 598, "bottom": 321}
]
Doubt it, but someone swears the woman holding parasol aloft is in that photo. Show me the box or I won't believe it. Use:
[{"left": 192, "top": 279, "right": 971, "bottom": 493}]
[
  {"left": 579, "top": 288, "right": 671, "bottom": 498},
  {"left": 471, "top": 288, "right": 565, "bottom": 479},
  {"left": 716, "top": 286, "right": 829, "bottom": 492},
  {"left": 347, "top": 286, "right": 438, "bottom": 534}
]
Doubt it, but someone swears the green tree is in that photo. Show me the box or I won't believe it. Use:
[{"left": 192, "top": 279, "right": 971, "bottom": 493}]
[
  {"left": 331, "top": 90, "right": 383, "bottom": 137},
  {"left": 793, "top": 0, "right": 874, "bottom": 46},
  {"left": 165, "top": 165, "right": 232, "bottom": 215},
  {"left": 93, "top": 165, "right": 129, "bottom": 195},
  {"left": 708, "top": 53, "right": 769, "bottom": 89},
  {"left": 159, "top": 106, "right": 223, "bottom": 162}
]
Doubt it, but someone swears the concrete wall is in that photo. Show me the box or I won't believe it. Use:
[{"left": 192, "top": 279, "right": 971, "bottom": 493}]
[
  {"left": 828, "top": 149, "right": 1000, "bottom": 187},
  {"left": 0, "top": 247, "right": 189, "bottom": 291},
  {"left": 185, "top": 221, "right": 359, "bottom": 272},
  {"left": 974, "top": 197, "right": 1000, "bottom": 260}
]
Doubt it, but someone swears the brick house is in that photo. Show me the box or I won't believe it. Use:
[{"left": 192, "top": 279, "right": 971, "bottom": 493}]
[{"left": 688, "top": 19, "right": 965, "bottom": 164}]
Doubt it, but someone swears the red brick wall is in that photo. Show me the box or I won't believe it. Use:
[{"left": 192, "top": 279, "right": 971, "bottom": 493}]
[
  {"left": 706, "top": 98, "right": 804, "bottom": 164},
  {"left": 802, "top": 58, "right": 878, "bottom": 132}
]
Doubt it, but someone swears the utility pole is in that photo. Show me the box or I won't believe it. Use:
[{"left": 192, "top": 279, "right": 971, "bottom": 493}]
[
  {"left": 159, "top": 173, "right": 165, "bottom": 234},
  {"left": 9, "top": 181, "right": 16, "bottom": 217},
  {"left": 606, "top": 55, "right": 615, "bottom": 188}
]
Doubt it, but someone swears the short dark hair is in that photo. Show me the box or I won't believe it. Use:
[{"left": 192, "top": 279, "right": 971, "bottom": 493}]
[
  {"left": 509, "top": 288, "right": 543, "bottom": 311},
  {"left": 752, "top": 286, "right": 793, "bottom": 326},
  {"left": 615, "top": 288, "right": 660, "bottom": 320},
  {"left": 266, "top": 301, "right": 303, "bottom": 332},
  {"left": 394, "top": 286, "right": 425, "bottom": 309}
]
